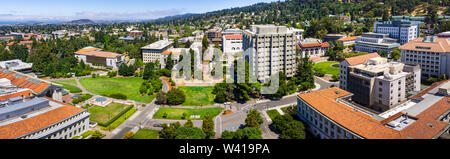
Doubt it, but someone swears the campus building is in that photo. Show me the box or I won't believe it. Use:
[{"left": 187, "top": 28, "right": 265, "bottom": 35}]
[
  {"left": 74, "top": 47, "right": 124, "bottom": 68},
  {"left": 287, "top": 27, "right": 304, "bottom": 41},
  {"left": 0, "top": 68, "right": 64, "bottom": 102},
  {"left": 297, "top": 38, "right": 329, "bottom": 58},
  {"left": 374, "top": 20, "right": 420, "bottom": 45},
  {"left": 141, "top": 40, "right": 173, "bottom": 64},
  {"left": 222, "top": 35, "right": 243, "bottom": 55},
  {"left": 297, "top": 85, "right": 450, "bottom": 139},
  {"left": 399, "top": 36, "right": 450, "bottom": 79},
  {"left": 339, "top": 54, "right": 421, "bottom": 111},
  {"left": 355, "top": 32, "right": 400, "bottom": 54},
  {"left": 0, "top": 59, "right": 33, "bottom": 73},
  {"left": 243, "top": 25, "right": 297, "bottom": 83},
  {"left": 337, "top": 36, "right": 358, "bottom": 46}
]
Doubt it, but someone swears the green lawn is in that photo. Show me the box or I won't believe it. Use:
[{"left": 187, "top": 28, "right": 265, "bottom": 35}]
[
  {"left": 55, "top": 83, "right": 82, "bottom": 94},
  {"left": 80, "top": 77, "right": 154, "bottom": 103},
  {"left": 133, "top": 129, "right": 160, "bottom": 139},
  {"left": 88, "top": 103, "right": 130, "bottom": 124},
  {"left": 56, "top": 79, "right": 78, "bottom": 85},
  {"left": 153, "top": 107, "right": 223, "bottom": 120},
  {"left": 178, "top": 86, "right": 216, "bottom": 106},
  {"left": 313, "top": 61, "right": 340, "bottom": 76},
  {"left": 103, "top": 106, "right": 137, "bottom": 131},
  {"left": 267, "top": 109, "right": 281, "bottom": 120}
]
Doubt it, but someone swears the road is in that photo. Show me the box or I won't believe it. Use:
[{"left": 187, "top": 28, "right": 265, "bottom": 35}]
[{"left": 103, "top": 76, "right": 337, "bottom": 139}]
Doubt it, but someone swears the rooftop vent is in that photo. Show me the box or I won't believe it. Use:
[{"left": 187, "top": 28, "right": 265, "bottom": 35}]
[
  {"left": 428, "top": 123, "right": 434, "bottom": 128},
  {"left": 335, "top": 91, "right": 340, "bottom": 95}
]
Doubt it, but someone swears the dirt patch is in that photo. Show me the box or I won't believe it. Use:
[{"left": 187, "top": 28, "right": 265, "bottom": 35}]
[{"left": 220, "top": 110, "right": 234, "bottom": 117}]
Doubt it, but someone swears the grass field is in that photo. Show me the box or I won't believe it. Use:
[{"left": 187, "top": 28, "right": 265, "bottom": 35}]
[
  {"left": 80, "top": 77, "right": 154, "bottom": 103},
  {"left": 56, "top": 79, "right": 78, "bottom": 85},
  {"left": 153, "top": 107, "right": 223, "bottom": 120},
  {"left": 103, "top": 106, "right": 136, "bottom": 131},
  {"left": 88, "top": 103, "right": 130, "bottom": 124},
  {"left": 132, "top": 129, "right": 160, "bottom": 139},
  {"left": 313, "top": 61, "right": 340, "bottom": 76},
  {"left": 266, "top": 109, "right": 281, "bottom": 120},
  {"left": 178, "top": 86, "right": 216, "bottom": 106},
  {"left": 54, "top": 82, "right": 82, "bottom": 93}
]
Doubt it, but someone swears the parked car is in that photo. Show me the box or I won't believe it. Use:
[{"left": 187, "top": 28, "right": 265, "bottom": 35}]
[{"left": 153, "top": 123, "right": 162, "bottom": 127}]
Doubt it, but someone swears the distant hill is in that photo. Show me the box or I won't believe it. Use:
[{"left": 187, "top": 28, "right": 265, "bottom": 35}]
[{"left": 65, "top": 19, "right": 95, "bottom": 25}]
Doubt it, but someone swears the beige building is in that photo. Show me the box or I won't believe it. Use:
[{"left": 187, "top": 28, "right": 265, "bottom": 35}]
[
  {"left": 141, "top": 40, "right": 173, "bottom": 64},
  {"left": 341, "top": 55, "right": 421, "bottom": 112},
  {"left": 243, "top": 25, "right": 297, "bottom": 83},
  {"left": 399, "top": 36, "right": 450, "bottom": 79}
]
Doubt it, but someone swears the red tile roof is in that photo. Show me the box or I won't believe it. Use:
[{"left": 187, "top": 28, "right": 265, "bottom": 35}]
[
  {"left": 0, "top": 104, "right": 84, "bottom": 139},
  {"left": 224, "top": 35, "right": 243, "bottom": 40},
  {"left": 0, "top": 68, "right": 51, "bottom": 94},
  {"left": 299, "top": 86, "right": 450, "bottom": 139},
  {"left": 343, "top": 53, "right": 381, "bottom": 66},
  {"left": 338, "top": 36, "right": 358, "bottom": 42},
  {"left": 0, "top": 90, "right": 33, "bottom": 101}
]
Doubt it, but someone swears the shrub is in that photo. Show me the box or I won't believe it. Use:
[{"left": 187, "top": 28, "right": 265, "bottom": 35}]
[
  {"left": 167, "top": 88, "right": 186, "bottom": 105},
  {"left": 123, "top": 131, "right": 135, "bottom": 139},
  {"left": 72, "top": 94, "right": 93, "bottom": 104},
  {"left": 108, "top": 93, "right": 127, "bottom": 100}
]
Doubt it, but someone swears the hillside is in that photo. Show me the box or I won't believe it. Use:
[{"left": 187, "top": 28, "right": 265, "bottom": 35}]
[{"left": 151, "top": 0, "right": 449, "bottom": 27}]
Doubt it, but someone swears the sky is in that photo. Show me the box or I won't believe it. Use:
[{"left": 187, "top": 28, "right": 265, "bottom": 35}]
[{"left": 0, "top": 0, "right": 277, "bottom": 22}]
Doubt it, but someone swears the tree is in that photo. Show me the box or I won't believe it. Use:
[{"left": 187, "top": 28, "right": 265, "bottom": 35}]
[
  {"left": 202, "top": 114, "right": 215, "bottom": 139},
  {"left": 143, "top": 62, "right": 155, "bottom": 80},
  {"left": 390, "top": 49, "right": 401, "bottom": 61},
  {"left": 159, "top": 122, "right": 181, "bottom": 139},
  {"left": 295, "top": 57, "right": 315, "bottom": 86},
  {"left": 167, "top": 88, "right": 186, "bottom": 105},
  {"left": 234, "top": 127, "right": 263, "bottom": 139},
  {"left": 165, "top": 53, "right": 174, "bottom": 70},
  {"left": 156, "top": 92, "right": 168, "bottom": 104},
  {"left": 9, "top": 44, "right": 29, "bottom": 62},
  {"left": 175, "top": 127, "right": 206, "bottom": 139},
  {"left": 221, "top": 131, "right": 235, "bottom": 139},
  {"left": 123, "top": 131, "right": 135, "bottom": 139},
  {"left": 245, "top": 109, "right": 263, "bottom": 129},
  {"left": 90, "top": 130, "right": 104, "bottom": 139},
  {"left": 271, "top": 115, "right": 305, "bottom": 139},
  {"left": 184, "top": 120, "right": 194, "bottom": 128}
]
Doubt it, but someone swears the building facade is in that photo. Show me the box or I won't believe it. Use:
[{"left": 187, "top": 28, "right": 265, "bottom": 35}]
[
  {"left": 399, "top": 36, "right": 450, "bottom": 79},
  {"left": 374, "top": 20, "right": 420, "bottom": 45},
  {"left": 243, "top": 25, "right": 297, "bottom": 83},
  {"left": 141, "top": 40, "right": 173, "bottom": 64},
  {"left": 297, "top": 86, "right": 450, "bottom": 139},
  {"left": 340, "top": 54, "right": 421, "bottom": 111},
  {"left": 222, "top": 35, "right": 243, "bottom": 55},
  {"left": 75, "top": 47, "right": 124, "bottom": 68},
  {"left": 298, "top": 38, "right": 329, "bottom": 58},
  {"left": 355, "top": 32, "right": 401, "bottom": 54}
]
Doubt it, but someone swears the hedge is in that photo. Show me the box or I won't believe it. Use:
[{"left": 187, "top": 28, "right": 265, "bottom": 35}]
[{"left": 96, "top": 105, "right": 134, "bottom": 127}]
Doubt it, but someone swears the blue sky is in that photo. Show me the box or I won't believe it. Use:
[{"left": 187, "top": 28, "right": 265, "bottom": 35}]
[{"left": 0, "top": 0, "right": 277, "bottom": 21}]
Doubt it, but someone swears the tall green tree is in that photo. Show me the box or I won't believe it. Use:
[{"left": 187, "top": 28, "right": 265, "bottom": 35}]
[{"left": 202, "top": 114, "right": 215, "bottom": 139}]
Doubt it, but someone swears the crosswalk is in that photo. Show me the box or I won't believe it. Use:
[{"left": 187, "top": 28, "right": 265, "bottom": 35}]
[{"left": 241, "top": 104, "right": 257, "bottom": 113}]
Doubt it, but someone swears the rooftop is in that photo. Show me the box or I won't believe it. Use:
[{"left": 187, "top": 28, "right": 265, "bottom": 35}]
[
  {"left": 0, "top": 98, "right": 84, "bottom": 139},
  {"left": 344, "top": 53, "right": 381, "bottom": 66},
  {"left": 0, "top": 59, "right": 32, "bottom": 71},
  {"left": 298, "top": 86, "right": 450, "bottom": 139},
  {"left": 399, "top": 36, "right": 450, "bottom": 53},
  {"left": 141, "top": 40, "right": 173, "bottom": 50},
  {"left": 0, "top": 68, "right": 51, "bottom": 95},
  {"left": 75, "top": 47, "right": 123, "bottom": 58}
]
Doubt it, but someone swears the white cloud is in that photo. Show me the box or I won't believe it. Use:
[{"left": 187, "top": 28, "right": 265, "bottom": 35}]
[{"left": 0, "top": 9, "right": 186, "bottom": 22}]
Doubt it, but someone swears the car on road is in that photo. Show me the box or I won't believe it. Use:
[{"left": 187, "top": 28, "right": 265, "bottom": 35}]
[{"left": 153, "top": 123, "right": 162, "bottom": 127}]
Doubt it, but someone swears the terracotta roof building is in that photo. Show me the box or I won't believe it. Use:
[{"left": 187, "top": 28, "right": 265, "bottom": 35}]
[
  {"left": 298, "top": 38, "right": 329, "bottom": 59},
  {"left": 0, "top": 97, "right": 90, "bottom": 139},
  {"left": 399, "top": 36, "right": 450, "bottom": 79},
  {"left": 297, "top": 84, "right": 450, "bottom": 139},
  {"left": 75, "top": 47, "right": 124, "bottom": 68}
]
